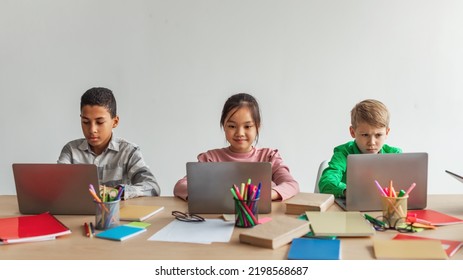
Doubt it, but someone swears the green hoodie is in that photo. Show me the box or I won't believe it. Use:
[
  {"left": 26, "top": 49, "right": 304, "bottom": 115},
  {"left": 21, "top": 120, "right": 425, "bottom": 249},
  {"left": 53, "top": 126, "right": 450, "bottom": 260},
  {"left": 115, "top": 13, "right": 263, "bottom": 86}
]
[{"left": 318, "top": 141, "right": 402, "bottom": 198}]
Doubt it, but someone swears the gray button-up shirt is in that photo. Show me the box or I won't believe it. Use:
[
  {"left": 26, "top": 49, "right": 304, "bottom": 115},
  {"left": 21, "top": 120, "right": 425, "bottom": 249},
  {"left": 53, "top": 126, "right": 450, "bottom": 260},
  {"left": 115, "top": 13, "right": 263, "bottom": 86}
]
[{"left": 58, "top": 136, "right": 160, "bottom": 199}]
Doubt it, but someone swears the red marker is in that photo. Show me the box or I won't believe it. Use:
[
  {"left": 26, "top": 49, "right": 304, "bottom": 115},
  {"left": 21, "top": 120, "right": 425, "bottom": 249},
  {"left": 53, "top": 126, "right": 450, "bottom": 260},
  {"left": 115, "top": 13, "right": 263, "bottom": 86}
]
[{"left": 84, "top": 222, "right": 90, "bottom": 237}]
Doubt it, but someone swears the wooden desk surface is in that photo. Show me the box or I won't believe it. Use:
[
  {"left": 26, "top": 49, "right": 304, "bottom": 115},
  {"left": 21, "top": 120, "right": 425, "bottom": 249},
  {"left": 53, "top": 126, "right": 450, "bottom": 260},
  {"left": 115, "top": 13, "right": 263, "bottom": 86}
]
[{"left": 1, "top": 195, "right": 463, "bottom": 260}]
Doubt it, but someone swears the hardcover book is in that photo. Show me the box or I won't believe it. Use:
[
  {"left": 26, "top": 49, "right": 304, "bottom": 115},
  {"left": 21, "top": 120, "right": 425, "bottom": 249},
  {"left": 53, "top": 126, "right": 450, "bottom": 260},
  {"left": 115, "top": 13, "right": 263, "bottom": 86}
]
[
  {"left": 373, "top": 239, "right": 448, "bottom": 260},
  {"left": 407, "top": 209, "right": 463, "bottom": 226},
  {"left": 288, "top": 238, "right": 341, "bottom": 260},
  {"left": 393, "top": 233, "right": 463, "bottom": 257},
  {"left": 119, "top": 205, "right": 164, "bottom": 222},
  {"left": 284, "top": 192, "right": 335, "bottom": 214},
  {"left": 95, "top": 224, "right": 147, "bottom": 241},
  {"left": 239, "top": 216, "right": 310, "bottom": 249},
  {"left": 305, "top": 211, "right": 375, "bottom": 237}
]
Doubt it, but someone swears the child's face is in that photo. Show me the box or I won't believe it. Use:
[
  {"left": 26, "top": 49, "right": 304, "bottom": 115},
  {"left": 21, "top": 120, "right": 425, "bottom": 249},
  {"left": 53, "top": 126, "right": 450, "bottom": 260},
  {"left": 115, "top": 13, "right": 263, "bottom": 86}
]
[
  {"left": 80, "top": 105, "right": 119, "bottom": 155},
  {"left": 224, "top": 107, "right": 258, "bottom": 153},
  {"left": 350, "top": 122, "right": 390, "bottom": 154}
]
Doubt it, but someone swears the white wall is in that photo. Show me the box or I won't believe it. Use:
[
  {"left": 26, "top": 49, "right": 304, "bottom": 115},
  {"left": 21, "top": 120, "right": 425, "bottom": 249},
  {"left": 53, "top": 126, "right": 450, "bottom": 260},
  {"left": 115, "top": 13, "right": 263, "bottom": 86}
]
[{"left": 1, "top": 0, "right": 463, "bottom": 196}]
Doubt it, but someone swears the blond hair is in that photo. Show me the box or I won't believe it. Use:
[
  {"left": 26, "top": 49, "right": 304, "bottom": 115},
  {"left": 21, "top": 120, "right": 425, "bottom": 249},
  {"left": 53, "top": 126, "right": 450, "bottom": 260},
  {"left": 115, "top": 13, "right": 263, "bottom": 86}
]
[{"left": 351, "top": 99, "right": 390, "bottom": 129}]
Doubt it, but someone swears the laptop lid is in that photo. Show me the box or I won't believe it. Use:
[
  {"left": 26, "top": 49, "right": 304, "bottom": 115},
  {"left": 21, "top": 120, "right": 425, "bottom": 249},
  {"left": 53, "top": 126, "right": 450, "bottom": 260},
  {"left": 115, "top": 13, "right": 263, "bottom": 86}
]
[
  {"left": 340, "top": 152, "right": 428, "bottom": 211},
  {"left": 186, "top": 162, "right": 272, "bottom": 214},
  {"left": 12, "top": 163, "right": 99, "bottom": 215},
  {"left": 445, "top": 170, "right": 463, "bottom": 184}
]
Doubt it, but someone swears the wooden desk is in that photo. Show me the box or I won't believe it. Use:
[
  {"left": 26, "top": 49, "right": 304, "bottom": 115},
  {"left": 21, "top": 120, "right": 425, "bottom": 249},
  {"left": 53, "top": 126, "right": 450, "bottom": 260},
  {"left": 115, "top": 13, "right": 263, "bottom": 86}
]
[{"left": 1, "top": 195, "right": 463, "bottom": 260}]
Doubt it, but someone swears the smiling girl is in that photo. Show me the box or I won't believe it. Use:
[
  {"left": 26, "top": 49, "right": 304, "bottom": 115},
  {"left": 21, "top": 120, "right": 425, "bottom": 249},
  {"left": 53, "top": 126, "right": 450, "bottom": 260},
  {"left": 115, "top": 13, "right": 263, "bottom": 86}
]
[{"left": 173, "top": 93, "right": 299, "bottom": 201}]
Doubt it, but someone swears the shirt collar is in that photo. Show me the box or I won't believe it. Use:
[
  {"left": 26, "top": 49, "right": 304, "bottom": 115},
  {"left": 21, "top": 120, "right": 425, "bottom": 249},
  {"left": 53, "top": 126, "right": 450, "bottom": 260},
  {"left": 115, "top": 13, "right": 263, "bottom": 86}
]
[
  {"left": 77, "top": 134, "right": 120, "bottom": 154},
  {"left": 353, "top": 141, "right": 386, "bottom": 154}
]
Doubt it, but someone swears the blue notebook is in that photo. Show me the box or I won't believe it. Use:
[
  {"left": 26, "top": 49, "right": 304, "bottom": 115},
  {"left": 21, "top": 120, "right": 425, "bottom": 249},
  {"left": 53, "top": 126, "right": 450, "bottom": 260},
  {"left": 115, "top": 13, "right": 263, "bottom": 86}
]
[
  {"left": 288, "top": 238, "right": 341, "bottom": 260},
  {"left": 95, "top": 225, "right": 146, "bottom": 241}
]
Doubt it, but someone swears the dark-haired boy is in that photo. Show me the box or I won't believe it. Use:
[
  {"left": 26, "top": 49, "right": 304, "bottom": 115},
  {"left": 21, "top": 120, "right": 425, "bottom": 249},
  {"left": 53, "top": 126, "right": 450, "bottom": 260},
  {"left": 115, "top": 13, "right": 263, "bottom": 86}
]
[{"left": 58, "top": 87, "right": 160, "bottom": 199}]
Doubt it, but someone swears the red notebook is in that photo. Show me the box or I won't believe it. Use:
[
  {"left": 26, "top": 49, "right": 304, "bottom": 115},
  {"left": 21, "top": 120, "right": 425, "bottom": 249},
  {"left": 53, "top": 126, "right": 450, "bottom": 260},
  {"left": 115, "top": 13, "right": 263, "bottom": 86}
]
[
  {"left": 0, "top": 212, "right": 71, "bottom": 244},
  {"left": 407, "top": 209, "right": 463, "bottom": 226},
  {"left": 393, "top": 233, "right": 463, "bottom": 257}
]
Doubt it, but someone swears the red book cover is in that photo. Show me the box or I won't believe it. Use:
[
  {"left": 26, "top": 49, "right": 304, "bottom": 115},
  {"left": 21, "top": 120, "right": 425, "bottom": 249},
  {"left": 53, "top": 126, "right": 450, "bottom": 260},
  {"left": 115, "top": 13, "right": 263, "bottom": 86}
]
[
  {"left": 0, "top": 212, "right": 71, "bottom": 244},
  {"left": 393, "top": 233, "right": 463, "bottom": 257},
  {"left": 407, "top": 209, "right": 463, "bottom": 226}
]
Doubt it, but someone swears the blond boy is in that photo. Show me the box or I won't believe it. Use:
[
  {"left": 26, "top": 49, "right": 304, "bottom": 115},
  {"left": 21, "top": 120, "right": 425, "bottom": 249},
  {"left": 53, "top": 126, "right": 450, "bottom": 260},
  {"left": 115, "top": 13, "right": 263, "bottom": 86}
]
[{"left": 318, "top": 99, "right": 402, "bottom": 198}]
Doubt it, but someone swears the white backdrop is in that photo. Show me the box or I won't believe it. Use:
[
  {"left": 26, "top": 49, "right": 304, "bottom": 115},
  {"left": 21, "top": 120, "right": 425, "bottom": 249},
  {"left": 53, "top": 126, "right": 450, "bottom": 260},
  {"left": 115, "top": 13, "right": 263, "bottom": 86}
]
[{"left": 1, "top": 0, "right": 463, "bottom": 196}]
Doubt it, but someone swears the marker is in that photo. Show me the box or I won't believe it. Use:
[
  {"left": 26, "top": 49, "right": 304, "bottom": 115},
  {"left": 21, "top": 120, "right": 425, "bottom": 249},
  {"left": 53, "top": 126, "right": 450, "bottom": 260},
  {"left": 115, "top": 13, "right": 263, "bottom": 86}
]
[
  {"left": 239, "top": 183, "right": 245, "bottom": 198},
  {"left": 389, "top": 180, "right": 394, "bottom": 197},
  {"left": 397, "top": 190, "right": 406, "bottom": 197},
  {"left": 390, "top": 185, "right": 397, "bottom": 198},
  {"left": 84, "top": 222, "right": 90, "bottom": 237},
  {"left": 88, "top": 187, "right": 109, "bottom": 212},
  {"left": 116, "top": 186, "right": 124, "bottom": 200},
  {"left": 405, "top": 183, "right": 416, "bottom": 196},
  {"left": 255, "top": 182, "right": 262, "bottom": 199},
  {"left": 89, "top": 222, "right": 95, "bottom": 236},
  {"left": 230, "top": 186, "right": 257, "bottom": 225},
  {"left": 374, "top": 180, "right": 387, "bottom": 197},
  {"left": 364, "top": 214, "right": 386, "bottom": 227}
]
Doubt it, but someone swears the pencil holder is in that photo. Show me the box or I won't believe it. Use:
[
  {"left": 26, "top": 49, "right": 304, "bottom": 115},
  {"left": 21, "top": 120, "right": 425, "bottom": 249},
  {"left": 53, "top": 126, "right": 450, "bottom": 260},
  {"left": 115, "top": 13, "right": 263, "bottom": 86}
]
[
  {"left": 234, "top": 198, "right": 259, "bottom": 228},
  {"left": 381, "top": 196, "right": 408, "bottom": 227},
  {"left": 94, "top": 199, "right": 120, "bottom": 230}
]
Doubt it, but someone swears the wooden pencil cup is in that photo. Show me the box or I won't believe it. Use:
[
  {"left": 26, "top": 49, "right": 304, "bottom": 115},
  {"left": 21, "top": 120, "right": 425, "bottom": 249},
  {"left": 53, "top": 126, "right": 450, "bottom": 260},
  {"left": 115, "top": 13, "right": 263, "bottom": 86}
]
[{"left": 381, "top": 196, "right": 408, "bottom": 227}]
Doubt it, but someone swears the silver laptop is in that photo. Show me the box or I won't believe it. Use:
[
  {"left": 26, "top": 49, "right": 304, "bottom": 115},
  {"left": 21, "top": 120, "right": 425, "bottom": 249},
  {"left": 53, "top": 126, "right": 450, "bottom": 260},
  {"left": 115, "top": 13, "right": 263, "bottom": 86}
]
[
  {"left": 335, "top": 153, "right": 428, "bottom": 211},
  {"left": 187, "top": 162, "right": 272, "bottom": 214},
  {"left": 12, "top": 163, "right": 99, "bottom": 215}
]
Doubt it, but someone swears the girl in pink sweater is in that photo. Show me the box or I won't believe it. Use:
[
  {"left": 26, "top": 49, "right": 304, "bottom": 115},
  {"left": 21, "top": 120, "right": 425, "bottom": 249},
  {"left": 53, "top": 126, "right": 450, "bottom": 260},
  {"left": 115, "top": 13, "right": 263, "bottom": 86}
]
[{"left": 174, "top": 93, "right": 299, "bottom": 201}]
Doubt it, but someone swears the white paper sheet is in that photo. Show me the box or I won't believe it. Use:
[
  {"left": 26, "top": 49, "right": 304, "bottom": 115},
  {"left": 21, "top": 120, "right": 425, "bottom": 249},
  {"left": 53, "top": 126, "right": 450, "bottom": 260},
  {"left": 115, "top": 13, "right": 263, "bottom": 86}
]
[{"left": 148, "top": 219, "right": 235, "bottom": 244}]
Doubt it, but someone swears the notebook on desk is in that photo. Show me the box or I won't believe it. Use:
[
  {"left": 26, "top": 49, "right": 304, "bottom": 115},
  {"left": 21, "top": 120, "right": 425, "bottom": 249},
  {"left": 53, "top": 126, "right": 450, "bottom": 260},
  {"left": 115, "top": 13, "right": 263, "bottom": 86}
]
[
  {"left": 335, "top": 152, "right": 428, "bottom": 211},
  {"left": 12, "top": 163, "right": 99, "bottom": 215},
  {"left": 186, "top": 162, "right": 272, "bottom": 214}
]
